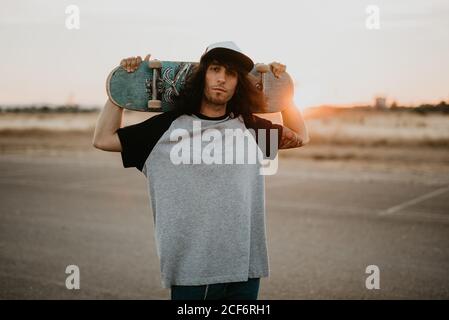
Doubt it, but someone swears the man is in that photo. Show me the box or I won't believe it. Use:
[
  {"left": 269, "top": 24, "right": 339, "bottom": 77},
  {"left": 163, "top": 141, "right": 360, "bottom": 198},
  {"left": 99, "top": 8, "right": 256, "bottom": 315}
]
[{"left": 93, "top": 41, "right": 309, "bottom": 300}]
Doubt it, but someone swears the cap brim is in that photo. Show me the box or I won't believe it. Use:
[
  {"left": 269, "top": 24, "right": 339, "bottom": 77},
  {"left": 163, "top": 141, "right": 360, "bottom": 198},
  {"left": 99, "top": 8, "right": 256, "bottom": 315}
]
[{"left": 200, "top": 47, "right": 254, "bottom": 73}]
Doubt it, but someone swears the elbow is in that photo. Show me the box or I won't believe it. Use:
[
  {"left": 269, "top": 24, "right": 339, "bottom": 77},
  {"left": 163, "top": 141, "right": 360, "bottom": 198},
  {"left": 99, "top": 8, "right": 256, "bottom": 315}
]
[
  {"left": 92, "top": 133, "right": 121, "bottom": 152},
  {"left": 299, "top": 126, "right": 311, "bottom": 146},
  {"left": 92, "top": 138, "right": 102, "bottom": 150},
  {"left": 301, "top": 134, "right": 311, "bottom": 146},
  {"left": 92, "top": 135, "right": 105, "bottom": 150}
]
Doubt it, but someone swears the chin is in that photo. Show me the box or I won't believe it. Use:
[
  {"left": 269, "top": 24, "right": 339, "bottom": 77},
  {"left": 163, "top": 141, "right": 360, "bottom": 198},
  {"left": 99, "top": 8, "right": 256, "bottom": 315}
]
[{"left": 209, "top": 97, "right": 229, "bottom": 105}]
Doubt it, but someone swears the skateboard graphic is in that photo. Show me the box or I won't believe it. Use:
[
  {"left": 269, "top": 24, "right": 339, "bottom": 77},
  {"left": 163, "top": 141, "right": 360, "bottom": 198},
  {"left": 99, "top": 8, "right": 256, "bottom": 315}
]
[{"left": 106, "top": 59, "right": 294, "bottom": 124}]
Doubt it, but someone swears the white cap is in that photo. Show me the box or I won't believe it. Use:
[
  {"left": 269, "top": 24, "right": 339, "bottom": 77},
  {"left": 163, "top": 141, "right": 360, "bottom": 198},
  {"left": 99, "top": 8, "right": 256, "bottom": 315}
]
[{"left": 200, "top": 41, "right": 254, "bottom": 73}]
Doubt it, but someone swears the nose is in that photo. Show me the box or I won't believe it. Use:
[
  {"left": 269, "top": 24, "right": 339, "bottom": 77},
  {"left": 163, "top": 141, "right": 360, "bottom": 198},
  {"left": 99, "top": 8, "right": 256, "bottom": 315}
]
[{"left": 217, "top": 69, "right": 226, "bottom": 84}]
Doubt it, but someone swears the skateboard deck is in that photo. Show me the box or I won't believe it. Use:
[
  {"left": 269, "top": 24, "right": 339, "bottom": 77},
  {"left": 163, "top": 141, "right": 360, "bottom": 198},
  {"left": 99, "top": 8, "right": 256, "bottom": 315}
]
[{"left": 106, "top": 59, "right": 294, "bottom": 125}]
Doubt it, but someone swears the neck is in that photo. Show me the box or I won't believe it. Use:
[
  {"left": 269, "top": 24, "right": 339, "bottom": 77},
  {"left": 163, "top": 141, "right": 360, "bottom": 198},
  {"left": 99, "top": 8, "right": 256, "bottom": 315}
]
[{"left": 199, "top": 98, "right": 227, "bottom": 117}]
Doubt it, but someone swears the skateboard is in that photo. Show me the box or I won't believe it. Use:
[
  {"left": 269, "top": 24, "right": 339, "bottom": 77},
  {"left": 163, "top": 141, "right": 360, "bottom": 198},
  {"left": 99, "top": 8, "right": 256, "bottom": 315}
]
[{"left": 106, "top": 59, "right": 295, "bottom": 124}]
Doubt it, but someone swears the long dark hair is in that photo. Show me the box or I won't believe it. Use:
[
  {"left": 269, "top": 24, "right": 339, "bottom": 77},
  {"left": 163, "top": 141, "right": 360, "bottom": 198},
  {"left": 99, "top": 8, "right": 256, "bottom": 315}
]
[{"left": 173, "top": 56, "right": 267, "bottom": 124}]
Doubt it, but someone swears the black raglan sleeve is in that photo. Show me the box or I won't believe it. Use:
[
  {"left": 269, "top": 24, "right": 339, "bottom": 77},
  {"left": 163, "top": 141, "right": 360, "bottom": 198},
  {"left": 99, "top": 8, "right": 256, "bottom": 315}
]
[
  {"left": 244, "top": 115, "right": 283, "bottom": 160},
  {"left": 116, "top": 111, "right": 178, "bottom": 171}
]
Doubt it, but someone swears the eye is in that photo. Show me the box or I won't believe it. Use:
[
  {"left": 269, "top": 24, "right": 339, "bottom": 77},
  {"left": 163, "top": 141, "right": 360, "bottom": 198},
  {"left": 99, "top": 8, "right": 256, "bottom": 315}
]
[{"left": 226, "top": 70, "right": 237, "bottom": 77}]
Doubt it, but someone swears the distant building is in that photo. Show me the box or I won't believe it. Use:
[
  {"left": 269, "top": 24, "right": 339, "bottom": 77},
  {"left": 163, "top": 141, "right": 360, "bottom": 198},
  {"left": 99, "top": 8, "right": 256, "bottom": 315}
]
[{"left": 374, "top": 97, "right": 387, "bottom": 109}]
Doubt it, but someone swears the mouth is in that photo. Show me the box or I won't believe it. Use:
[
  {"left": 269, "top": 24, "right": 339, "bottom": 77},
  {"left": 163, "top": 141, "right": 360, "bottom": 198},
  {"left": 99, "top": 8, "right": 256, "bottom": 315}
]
[{"left": 212, "top": 87, "right": 227, "bottom": 93}]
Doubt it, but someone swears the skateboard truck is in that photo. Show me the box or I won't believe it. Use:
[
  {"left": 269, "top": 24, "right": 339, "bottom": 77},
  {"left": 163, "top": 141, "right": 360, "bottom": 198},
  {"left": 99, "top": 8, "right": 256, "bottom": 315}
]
[
  {"left": 255, "top": 63, "right": 270, "bottom": 93},
  {"left": 148, "top": 59, "right": 162, "bottom": 109}
]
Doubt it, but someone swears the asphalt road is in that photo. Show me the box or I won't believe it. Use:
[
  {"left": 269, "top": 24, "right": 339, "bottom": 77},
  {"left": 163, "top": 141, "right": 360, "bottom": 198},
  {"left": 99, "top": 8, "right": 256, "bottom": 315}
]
[{"left": 1, "top": 151, "right": 448, "bottom": 299}]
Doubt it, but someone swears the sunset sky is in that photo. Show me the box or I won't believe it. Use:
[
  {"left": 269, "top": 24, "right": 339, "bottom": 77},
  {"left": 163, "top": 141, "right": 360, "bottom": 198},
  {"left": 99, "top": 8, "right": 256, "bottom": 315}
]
[{"left": 1, "top": 0, "right": 448, "bottom": 110}]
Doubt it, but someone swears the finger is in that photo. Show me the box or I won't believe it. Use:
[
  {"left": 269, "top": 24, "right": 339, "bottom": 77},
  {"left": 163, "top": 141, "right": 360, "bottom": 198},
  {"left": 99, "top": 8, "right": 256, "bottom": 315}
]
[
  {"left": 280, "top": 133, "right": 293, "bottom": 148},
  {"left": 282, "top": 137, "right": 296, "bottom": 148},
  {"left": 136, "top": 56, "right": 142, "bottom": 68},
  {"left": 130, "top": 57, "right": 136, "bottom": 71},
  {"left": 131, "top": 57, "right": 139, "bottom": 70},
  {"left": 278, "top": 64, "right": 286, "bottom": 76},
  {"left": 280, "top": 139, "right": 292, "bottom": 149},
  {"left": 284, "top": 138, "right": 299, "bottom": 149},
  {"left": 126, "top": 60, "right": 132, "bottom": 72},
  {"left": 128, "top": 57, "right": 138, "bottom": 72},
  {"left": 144, "top": 54, "right": 151, "bottom": 62},
  {"left": 122, "top": 59, "right": 131, "bottom": 72},
  {"left": 283, "top": 130, "right": 294, "bottom": 140},
  {"left": 291, "top": 136, "right": 303, "bottom": 148},
  {"left": 272, "top": 62, "right": 286, "bottom": 78},
  {"left": 124, "top": 57, "right": 133, "bottom": 71},
  {"left": 282, "top": 133, "right": 300, "bottom": 148},
  {"left": 269, "top": 62, "right": 277, "bottom": 73},
  {"left": 276, "top": 65, "right": 286, "bottom": 78},
  {"left": 273, "top": 64, "right": 281, "bottom": 78},
  {"left": 279, "top": 63, "right": 286, "bottom": 72},
  {"left": 280, "top": 129, "right": 290, "bottom": 144}
]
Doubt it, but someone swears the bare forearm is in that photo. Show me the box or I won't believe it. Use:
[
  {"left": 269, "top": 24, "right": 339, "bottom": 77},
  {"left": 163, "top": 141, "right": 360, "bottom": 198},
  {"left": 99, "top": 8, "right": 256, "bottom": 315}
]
[
  {"left": 92, "top": 99, "right": 123, "bottom": 151},
  {"left": 281, "top": 104, "right": 310, "bottom": 144}
]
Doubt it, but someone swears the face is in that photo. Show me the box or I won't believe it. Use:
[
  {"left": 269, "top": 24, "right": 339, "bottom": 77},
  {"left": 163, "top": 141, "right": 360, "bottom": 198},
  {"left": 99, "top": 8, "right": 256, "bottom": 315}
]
[{"left": 203, "top": 62, "right": 238, "bottom": 106}]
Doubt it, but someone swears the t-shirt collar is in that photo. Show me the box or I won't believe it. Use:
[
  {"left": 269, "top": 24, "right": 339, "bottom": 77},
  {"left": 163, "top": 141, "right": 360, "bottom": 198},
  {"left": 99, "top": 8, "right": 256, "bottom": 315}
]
[{"left": 193, "top": 111, "right": 231, "bottom": 121}]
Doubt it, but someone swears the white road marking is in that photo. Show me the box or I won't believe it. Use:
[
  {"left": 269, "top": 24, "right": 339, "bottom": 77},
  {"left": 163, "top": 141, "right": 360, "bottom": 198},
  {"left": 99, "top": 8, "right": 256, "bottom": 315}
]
[{"left": 378, "top": 185, "right": 449, "bottom": 216}]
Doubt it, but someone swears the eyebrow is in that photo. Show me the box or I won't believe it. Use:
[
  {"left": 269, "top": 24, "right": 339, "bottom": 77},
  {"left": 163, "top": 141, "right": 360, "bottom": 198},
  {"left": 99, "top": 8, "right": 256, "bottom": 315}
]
[
  {"left": 209, "top": 61, "right": 224, "bottom": 67},
  {"left": 209, "top": 61, "right": 238, "bottom": 73}
]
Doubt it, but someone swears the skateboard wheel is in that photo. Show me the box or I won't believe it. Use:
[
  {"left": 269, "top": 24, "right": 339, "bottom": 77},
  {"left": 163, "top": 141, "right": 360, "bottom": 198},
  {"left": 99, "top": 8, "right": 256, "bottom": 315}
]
[
  {"left": 148, "top": 100, "right": 162, "bottom": 109},
  {"left": 255, "top": 63, "right": 269, "bottom": 73},
  {"left": 148, "top": 59, "right": 162, "bottom": 69}
]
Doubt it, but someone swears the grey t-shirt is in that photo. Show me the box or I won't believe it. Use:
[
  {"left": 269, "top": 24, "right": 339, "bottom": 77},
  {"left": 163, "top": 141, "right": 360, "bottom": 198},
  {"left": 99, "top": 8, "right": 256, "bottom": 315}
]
[{"left": 116, "top": 111, "right": 282, "bottom": 288}]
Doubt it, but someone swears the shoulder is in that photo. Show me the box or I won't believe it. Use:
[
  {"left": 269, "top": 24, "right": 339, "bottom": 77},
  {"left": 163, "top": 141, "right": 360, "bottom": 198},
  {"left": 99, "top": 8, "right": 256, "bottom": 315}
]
[
  {"left": 141, "top": 110, "right": 181, "bottom": 127},
  {"left": 117, "top": 110, "right": 180, "bottom": 135},
  {"left": 243, "top": 114, "right": 283, "bottom": 131},
  {"left": 242, "top": 114, "right": 283, "bottom": 159},
  {"left": 115, "top": 111, "right": 182, "bottom": 171}
]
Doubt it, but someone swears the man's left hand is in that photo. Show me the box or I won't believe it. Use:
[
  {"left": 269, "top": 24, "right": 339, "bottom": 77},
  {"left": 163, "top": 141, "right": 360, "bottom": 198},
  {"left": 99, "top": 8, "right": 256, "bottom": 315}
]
[{"left": 269, "top": 62, "right": 287, "bottom": 79}]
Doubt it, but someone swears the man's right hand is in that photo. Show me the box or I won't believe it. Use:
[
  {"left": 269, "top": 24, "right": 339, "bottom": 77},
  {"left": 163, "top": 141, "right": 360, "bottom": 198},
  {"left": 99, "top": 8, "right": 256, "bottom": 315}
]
[{"left": 120, "top": 54, "right": 151, "bottom": 73}]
